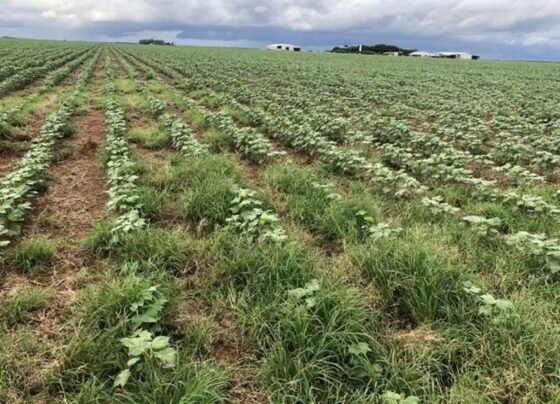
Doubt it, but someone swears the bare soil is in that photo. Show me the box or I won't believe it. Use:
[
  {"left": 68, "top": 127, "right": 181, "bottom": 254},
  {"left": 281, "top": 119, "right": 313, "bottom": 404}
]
[
  {"left": 0, "top": 148, "right": 24, "bottom": 177},
  {"left": 29, "top": 107, "right": 108, "bottom": 248}
]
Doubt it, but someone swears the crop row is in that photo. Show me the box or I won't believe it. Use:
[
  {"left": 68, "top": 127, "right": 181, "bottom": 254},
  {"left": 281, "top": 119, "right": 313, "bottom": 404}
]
[
  {"left": 0, "top": 47, "right": 98, "bottom": 139},
  {"left": 128, "top": 50, "right": 560, "bottom": 227},
  {"left": 123, "top": 50, "right": 424, "bottom": 198},
  {"left": 113, "top": 50, "right": 289, "bottom": 242},
  {"left": 0, "top": 49, "right": 100, "bottom": 247},
  {"left": 0, "top": 46, "right": 94, "bottom": 97},
  {"left": 138, "top": 48, "right": 560, "bottom": 184},
  {"left": 0, "top": 42, "right": 86, "bottom": 81},
  {"left": 121, "top": 48, "right": 560, "bottom": 279},
  {"left": 102, "top": 55, "right": 145, "bottom": 243},
  {"left": 116, "top": 51, "right": 284, "bottom": 164}
]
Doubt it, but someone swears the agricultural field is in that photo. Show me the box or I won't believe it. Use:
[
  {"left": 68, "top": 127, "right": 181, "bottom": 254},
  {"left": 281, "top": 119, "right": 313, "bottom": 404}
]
[{"left": 0, "top": 38, "right": 559, "bottom": 403}]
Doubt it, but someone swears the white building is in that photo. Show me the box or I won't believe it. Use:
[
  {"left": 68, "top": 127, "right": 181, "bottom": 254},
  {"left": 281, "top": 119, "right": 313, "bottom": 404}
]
[
  {"left": 410, "top": 51, "right": 438, "bottom": 57},
  {"left": 266, "top": 43, "right": 302, "bottom": 52},
  {"left": 437, "top": 52, "right": 479, "bottom": 60},
  {"left": 410, "top": 51, "right": 480, "bottom": 60}
]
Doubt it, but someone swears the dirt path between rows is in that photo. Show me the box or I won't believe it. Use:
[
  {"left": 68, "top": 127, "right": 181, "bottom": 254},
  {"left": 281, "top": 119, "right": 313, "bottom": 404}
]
[
  {"left": 0, "top": 52, "right": 108, "bottom": 401},
  {"left": 26, "top": 50, "right": 108, "bottom": 267},
  {"left": 30, "top": 108, "right": 108, "bottom": 245}
]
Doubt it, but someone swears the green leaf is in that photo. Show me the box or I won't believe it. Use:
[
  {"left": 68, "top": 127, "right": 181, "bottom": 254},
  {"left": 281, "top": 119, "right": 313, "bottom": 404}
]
[
  {"left": 150, "top": 336, "right": 170, "bottom": 351},
  {"left": 305, "top": 297, "right": 316, "bottom": 308},
  {"left": 288, "top": 279, "right": 320, "bottom": 300},
  {"left": 154, "top": 347, "right": 177, "bottom": 368},
  {"left": 382, "top": 391, "right": 404, "bottom": 402},
  {"left": 121, "top": 330, "right": 153, "bottom": 356},
  {"left": 462, "top": 281, "right": 481, "bottom": 295},
  {"left": 480, "top": 294, "right": 497, "bottom": 305},
  {"left": 349, "top": 342, "right": 371, "bottom": 356},
  {"left": 478, "top": 305, "right": 493, "bottom": 316},
  {"left": 113, "top": 369, "right": 131, "bottom": 388},
  {"left": 495, "top": 299, "right": 513, "bottom": 310},
  {"left": 126, "top": 357, "right": 141, "bottom": 368}
]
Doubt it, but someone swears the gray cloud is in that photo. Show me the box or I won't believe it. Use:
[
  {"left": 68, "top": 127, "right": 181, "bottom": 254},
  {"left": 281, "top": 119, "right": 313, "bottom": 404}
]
[{"left": 1, "top": 0, "right": 559, "bottom": 59}]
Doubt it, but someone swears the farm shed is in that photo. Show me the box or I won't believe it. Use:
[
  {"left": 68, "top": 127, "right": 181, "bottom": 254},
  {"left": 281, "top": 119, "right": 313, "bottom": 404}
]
[
  {"left": 410, "top": 51, "right": 437, "bottom": 57},
  {"left": 266, "top": 43, "right": 302, "bottom": 52},
  {"left": 438, "top": 52, "right": 480, "bottom": 60}
]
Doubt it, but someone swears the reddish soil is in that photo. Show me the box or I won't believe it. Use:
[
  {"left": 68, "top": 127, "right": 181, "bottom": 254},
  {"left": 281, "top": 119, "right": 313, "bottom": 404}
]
[
  {"left": 469, "top": 162, "right": 512, "bottom": 188},
  {"left": 28, "top": 107, "right": 107, "bottom": 269},
  {"left": 29, "top": 108, "right": 108, "bottom": 246},
  {"left": 546, "top": 171, "right": 560, "bottom": 183},
  {"left": 0, "top": 148, "right": 24, "bottom": 177}
]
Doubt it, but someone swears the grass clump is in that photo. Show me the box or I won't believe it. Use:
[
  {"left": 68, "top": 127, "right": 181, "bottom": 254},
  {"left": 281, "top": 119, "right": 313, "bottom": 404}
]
[
  {"left": 56, "top": 272, "right": 229, "bottom": 402},
  {"left": 129, "top": 127, "right": 170, "bottom": 150},
  {"left": 1, "top": 287, "right": 54, "bottom": 326},
  {"left": 221, "top": 105, "right": 250, "bottom": 126},
  {"left": 84, "top": 224, "right": 188, "bottom": 274},
  {"left": 185, "top": 109, "right": 207, "bottom": 131},
  {"left": 0, "top": 327, "right": 57, "bottom": 401},
  {"left": 197, "top": 232, "right": 391, "bottom": 401},
  {"left": 202, "top": 128, "right": 233, "bottom": 153},
  {"left": 5, "top": 236, "right": 58, "bottom": 273},
  {"left": 179, "top": 154, "right": 242, "bottom": 227},
  {"left": 135, "top": 154, "right": 175, "bottom": 190},
  {"left": 56, "top": 274, "right": 156, "bottom": 387},
  {"left": 257, "top": 279, "right": 384, "bottom": 402},
  {"left": 218, "top": 232, "right": 315, "bottom": 296},
  {"left": 0, "top": 120, "right": 13, "bottom": 138},
  {"left": 264, "top": 162, "right": 383, "bottom": 242},
  {"left": 137, "top": 185, "right": 171, "bottom": 221},
  {"left": 350, "top": 226, "right": 469, "bottom": 324},
  {"left": 317, "top": 197, "right": 382, "bottom": 243},
  {"left": 83, "top": 220, "right": 114, "bottom": 256}
]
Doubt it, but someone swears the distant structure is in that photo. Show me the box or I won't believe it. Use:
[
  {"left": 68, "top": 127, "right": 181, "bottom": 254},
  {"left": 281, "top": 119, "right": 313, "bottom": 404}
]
[
  {"left": 139, "top": 39, "right": 174, "bottom": 46},
  {"left": 438, "top": 51, "right": 480, "bottom": 60},
  {"left": 410, "top": 51, "right": 437, "bottom": 57},
  {"left": 410, "top": 51, "right": 480, "bottom": 60},
  {"left": 331, "top": 44, "right": 415, "bottom": 55},
  {"left": 266, "top": 43, "right": 302, "bottom": 52},
  {"left": 329, "top": 45, "right": 479, "bottom": 59}
]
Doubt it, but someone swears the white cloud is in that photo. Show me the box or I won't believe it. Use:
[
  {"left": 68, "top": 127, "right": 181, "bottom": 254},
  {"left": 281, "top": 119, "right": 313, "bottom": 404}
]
[
  {"left": 522, "top": 35, "right": 550, "bottom": 46},
  {"left": 41, "top": 9, "right": 57, "bottom": 18}
]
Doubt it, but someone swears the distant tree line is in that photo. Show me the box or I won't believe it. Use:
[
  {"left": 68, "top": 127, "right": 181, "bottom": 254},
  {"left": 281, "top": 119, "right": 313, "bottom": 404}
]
[
  {"left": 331, "top": 44, "right": 416, "bottom": 55},
  {"left": 139, "top": 39, "right": 175, "bottom": 46}
]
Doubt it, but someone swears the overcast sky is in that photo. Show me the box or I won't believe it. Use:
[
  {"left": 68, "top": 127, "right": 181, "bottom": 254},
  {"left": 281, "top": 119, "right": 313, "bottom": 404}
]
[{"left": 1, "top": 0, "right": 559, "bottom": 60}]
